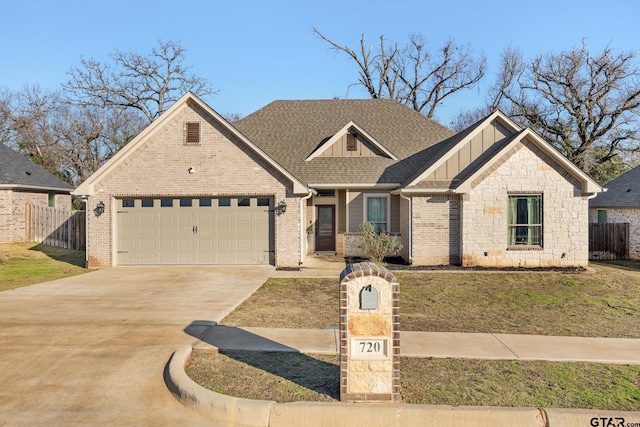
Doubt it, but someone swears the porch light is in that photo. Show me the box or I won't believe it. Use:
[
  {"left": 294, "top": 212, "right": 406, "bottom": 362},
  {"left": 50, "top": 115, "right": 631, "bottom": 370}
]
[
  {"left": 276, "top": 200, "right": 287, "bottom": 215},
  {"left": 94, "top": 201, "right": 105, "bottom": 217}
]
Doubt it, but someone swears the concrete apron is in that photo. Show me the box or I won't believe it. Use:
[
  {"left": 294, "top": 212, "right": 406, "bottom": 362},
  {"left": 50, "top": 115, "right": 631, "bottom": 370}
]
[
  {"left": 0, "top": 266, "right": 273, "bottom": 426},
  {"left": 167, "top": 346, "right": 640, "bottom": 427}
]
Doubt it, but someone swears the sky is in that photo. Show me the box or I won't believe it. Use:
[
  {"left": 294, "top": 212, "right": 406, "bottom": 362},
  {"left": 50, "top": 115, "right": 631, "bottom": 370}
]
[{"left": 2, "top": 0, "right": 640, "bottom": 127}]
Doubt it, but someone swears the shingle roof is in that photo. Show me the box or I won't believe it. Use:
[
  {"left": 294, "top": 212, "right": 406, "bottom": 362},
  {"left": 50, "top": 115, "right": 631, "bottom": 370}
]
[
  {"left": 590, "top": 164, "right": 640, "bottom": 207},
  {"left": 0, "top": 143, "right": 73, "bottom": 191},
  {"left": 234, "top": 99, "right": 455, "bottom": 185}
]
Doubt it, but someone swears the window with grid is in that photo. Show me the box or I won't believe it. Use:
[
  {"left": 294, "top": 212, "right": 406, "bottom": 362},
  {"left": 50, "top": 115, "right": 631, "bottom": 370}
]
[
  {"left": 184, "top": 122, "right": 200, "bottom": 145},
  {"left": 508, "top": 195, "right": 542, "bottom": 246},
  {"left": 365, "top": 195, "right": 388, "bottom": 233}
]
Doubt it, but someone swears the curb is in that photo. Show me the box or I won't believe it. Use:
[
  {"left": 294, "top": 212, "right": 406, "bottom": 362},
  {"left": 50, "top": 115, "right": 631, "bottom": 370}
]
[{"left": 166, "top": 346, "right": 640, "bottom": 427}]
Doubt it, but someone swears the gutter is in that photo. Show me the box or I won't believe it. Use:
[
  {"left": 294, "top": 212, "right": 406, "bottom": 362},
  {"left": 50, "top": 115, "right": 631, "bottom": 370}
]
[
  {"left": 0, "top": 184, "right": 73, "bottom": 193},
  {"left": 80, "top": 196, "right": 89, "bottom": 268}
]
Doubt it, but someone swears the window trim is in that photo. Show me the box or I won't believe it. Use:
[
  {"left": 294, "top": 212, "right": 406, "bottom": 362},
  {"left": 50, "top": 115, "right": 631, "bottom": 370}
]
[
  {"left": 363, "top": 193, "right": 390, "bottom": 233},
  {"left": 346, "top": 133, "right": 358, "bottom": 151},
  {"left": 507, "top": 194, "right": 543, "bottom": 247}
]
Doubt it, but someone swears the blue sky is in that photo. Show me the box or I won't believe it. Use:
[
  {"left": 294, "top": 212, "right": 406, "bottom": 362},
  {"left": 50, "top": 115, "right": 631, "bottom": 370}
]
[{"left": 2, "top": 0, "right": 639, "bottom": 126}]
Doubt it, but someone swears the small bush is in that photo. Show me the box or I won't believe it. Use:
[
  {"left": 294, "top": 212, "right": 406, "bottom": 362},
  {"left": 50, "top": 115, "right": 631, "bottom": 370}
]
[{"left": 357, "top": 221, "right": 402, "bottom": 264}]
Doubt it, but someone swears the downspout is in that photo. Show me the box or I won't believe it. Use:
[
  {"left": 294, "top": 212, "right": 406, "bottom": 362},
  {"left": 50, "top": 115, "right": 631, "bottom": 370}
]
[
  {"left": 300, "top": 191, "right": 314, "bottom": 265},
  {"left": 399, "top": 193, "right": 412, "bottom": 263}
]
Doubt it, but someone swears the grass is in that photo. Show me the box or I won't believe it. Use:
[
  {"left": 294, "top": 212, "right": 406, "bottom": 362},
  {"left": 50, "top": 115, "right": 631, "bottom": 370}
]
[
  {"left": 187, "top": 350, "right": 640, "bottom": 410},
  {"left": 222, "top": 261, "right": 640, "bottom": 338},
  {"left": 0, "top": 242, "right": 87, "bottom": 291},
  {"left": 191, "top": 261, "right": 640, "bottom": 408}
]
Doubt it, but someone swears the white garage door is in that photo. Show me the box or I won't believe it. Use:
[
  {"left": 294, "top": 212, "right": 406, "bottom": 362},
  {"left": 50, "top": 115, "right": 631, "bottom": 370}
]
[{"left": 116, "top": 197, "right": 273, "bottom": 265}]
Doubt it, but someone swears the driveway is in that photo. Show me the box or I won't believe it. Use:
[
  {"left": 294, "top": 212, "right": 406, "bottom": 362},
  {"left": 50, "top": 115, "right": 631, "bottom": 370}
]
[{"left": 0, "top": 266, "right": 273, "bottom": 426}]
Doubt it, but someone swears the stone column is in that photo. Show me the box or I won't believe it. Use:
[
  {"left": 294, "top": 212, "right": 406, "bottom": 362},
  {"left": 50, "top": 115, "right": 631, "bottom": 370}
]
[{"left": 339, "top": 262, "right": 400, "bottom": 402}]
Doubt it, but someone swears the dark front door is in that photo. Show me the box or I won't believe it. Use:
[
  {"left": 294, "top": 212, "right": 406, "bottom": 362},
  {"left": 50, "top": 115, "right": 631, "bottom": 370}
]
[{"left": 316, "top": 205, "right": 335, "bottom": 252}]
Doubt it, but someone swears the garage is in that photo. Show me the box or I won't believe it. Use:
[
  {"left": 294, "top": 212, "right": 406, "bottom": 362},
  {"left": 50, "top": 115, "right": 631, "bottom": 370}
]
[{"left": 116, "top": 197, "right": 274, "bottom": 265}]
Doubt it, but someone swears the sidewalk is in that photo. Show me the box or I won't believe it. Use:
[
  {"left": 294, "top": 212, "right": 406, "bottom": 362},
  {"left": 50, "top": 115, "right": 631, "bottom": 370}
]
[{"left": 192, "top": 325, "right": 640, "bottom": 365}]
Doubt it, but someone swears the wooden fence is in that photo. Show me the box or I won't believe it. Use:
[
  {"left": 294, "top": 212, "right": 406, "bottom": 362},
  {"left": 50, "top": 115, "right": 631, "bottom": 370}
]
[
  {"left": 25, "top": 203, "right": 86, "bottom": 251},
  {"left": 589, "top": 222, "right": 629, "bottom": 260}
]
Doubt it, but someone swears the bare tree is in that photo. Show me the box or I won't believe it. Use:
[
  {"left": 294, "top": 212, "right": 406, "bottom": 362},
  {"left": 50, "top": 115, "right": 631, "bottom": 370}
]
[
  {"left": 4, "top": 85, "right": 146, "bottom": 185},
  {"left": 459, "top": 43, "right": 640, "bottom": 183},
  {"left": 314, "top": 28, "right": 486, "bottom": 119},
  {"left": 63, "top": 40, "right": 215, "bottom": 123}
]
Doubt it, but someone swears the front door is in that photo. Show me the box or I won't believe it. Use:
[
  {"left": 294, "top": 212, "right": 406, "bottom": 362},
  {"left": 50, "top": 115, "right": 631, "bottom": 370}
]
[{"left": 315, "top": 205, "right": 335, "bottom": 252}]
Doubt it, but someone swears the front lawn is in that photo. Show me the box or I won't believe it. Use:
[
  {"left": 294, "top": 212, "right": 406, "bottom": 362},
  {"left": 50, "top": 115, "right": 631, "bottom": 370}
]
[
  {"left": 222, "top": 261, "right": 640, "bottom": 338},
  {"left": 0, "top": 242, "right": 87, "bottom": 291}
]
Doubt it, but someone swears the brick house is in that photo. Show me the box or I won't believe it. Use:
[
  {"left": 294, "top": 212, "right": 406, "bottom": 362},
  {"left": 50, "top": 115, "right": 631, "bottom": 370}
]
[
  {"left": 0, "top": 143, "right": 73, "bottom": 242},
  {"left": 589, "top": 165, "right": 640, "bottom": 259},
  {"left": 74, "top": 92, "right": 602, "bottom": 268}
]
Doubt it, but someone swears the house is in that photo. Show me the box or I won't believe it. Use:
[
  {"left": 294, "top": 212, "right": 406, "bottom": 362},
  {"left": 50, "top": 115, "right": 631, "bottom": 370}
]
[
  {"left": 0, "top": 143, "right": 73, "bottom": 242},
  {"left": 74, "top": 92, "right": 602, "bottom": 268},
  {"left": 589, "top": 165, "right": 640, "bottom": 259}
]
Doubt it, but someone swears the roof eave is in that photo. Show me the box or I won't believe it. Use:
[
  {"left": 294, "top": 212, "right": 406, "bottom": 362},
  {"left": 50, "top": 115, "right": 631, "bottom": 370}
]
[{"left": 0, "top": 184, "right": 73, "bottom": 193}]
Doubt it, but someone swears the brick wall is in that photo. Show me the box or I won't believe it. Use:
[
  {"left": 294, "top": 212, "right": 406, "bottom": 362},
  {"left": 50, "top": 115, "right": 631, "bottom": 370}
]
[
  {"left": 85, "top": 100, "right": 301, "bottom": 268},
  {"left": 461, "top": 139, "right": 589, "bottom": 268},
  {"left": 0, "top": 190, "right": 71, "bottom": 243},
  {"left": 589, "top": 208, "right": 640, "bottom": 259},
  {"left": 411, "top": 195, "right": 460, "bottom": 265}
]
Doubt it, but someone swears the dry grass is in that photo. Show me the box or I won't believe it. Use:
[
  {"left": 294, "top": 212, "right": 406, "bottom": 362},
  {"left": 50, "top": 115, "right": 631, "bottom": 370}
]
[
  {"left": 187, "top": 350, "right": 640, "bottom": 410},
  {"left": 222, "top": 261, "right": 640, "bottom": 338}
]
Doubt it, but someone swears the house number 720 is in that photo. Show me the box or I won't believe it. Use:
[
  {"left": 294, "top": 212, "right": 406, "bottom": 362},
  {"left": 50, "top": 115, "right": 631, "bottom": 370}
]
[{"left": 359, "top": 341, "right": 382, "bottom": 353}]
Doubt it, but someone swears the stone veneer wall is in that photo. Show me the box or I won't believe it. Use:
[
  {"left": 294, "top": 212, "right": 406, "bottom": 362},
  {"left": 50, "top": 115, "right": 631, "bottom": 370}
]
[
  {"left": 339, "top": 262, "right": 400, "bottom": 402},
  {"left": 0, "top": 190, "right": 71, "bottom": 243},
  {"left": 85, "top": 100, "right": 301, "bottom": 268},
  {"left": 461, "top": 139, "right": 590, "bottom": 268},
  {"left": 589, "top": 208, "right": 640, "bottom": 259}
]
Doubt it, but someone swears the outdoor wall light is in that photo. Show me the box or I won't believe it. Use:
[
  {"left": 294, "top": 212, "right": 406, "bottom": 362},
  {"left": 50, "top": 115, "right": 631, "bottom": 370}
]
[
  {"left": 94, "top": 201, "right": 105, "bottom": 217},
  {"left": 276, "top": 200, "right": 287, "bottom": 215}
]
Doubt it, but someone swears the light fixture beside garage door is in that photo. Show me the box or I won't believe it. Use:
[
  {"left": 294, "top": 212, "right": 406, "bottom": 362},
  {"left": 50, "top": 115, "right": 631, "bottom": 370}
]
[{"left": 276, "top": 200, "right": 287, "bottom": 215}]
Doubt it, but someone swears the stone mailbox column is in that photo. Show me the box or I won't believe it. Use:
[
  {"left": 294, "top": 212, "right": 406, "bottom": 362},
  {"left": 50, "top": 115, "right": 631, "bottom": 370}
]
[{"left": 339, "top": 262, "right": 400, "bottom": 402}]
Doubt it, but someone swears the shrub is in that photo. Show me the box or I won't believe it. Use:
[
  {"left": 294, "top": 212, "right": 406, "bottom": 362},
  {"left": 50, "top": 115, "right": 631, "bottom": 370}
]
[{"left": 357, "top": 221, "right": 402, "bottom": 264}]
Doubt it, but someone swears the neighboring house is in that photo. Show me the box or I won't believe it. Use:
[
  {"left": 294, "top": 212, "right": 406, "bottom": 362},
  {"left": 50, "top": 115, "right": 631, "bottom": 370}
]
[
  {"left": 589, "top": 165, "right": 640, "bottom": 259},
  {"left": 0, "top": 144, "right": 73, "bottom": 242},
  {"left": 74, "top": 92, "right": 602, "bottom": 268}
]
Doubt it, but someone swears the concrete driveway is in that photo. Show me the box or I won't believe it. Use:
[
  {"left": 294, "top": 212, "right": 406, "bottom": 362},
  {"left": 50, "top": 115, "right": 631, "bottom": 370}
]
[{"left": 0, "top": 266, "right": 273, "bottom": 426}]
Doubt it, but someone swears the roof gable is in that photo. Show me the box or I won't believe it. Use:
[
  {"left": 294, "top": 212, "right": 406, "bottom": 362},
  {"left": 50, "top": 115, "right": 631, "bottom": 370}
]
[
  {"left": 400, "top": 111, "right": 602, "bottom": 195},
  {"left": 0, "top": 143, "right": 73, "bottom": 192},
  {"left": 74, "top": 92, "right": 309, "bottom": 196},
  {"left": 306, "top": 121, "right": 399, "bottom": 161}
]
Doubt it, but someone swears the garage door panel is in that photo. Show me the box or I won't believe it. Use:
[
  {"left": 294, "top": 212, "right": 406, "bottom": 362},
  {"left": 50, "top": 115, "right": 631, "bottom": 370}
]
[{"left": 117, "top": 197, "right": 273, "bottom": 265}]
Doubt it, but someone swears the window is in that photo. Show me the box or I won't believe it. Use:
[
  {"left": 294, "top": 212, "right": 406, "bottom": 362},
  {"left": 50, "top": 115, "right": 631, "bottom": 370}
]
[
  {"left": 179, "top": 198, "right": 192, "bottom": 207},
  {"left": 160, "top": 199, "right": 173, "bottom": 207},
  {"left": 238, "top": 198, "right": 250, "bottom": 207},
  {"left": 122, "top": 199, "right": 135, "bottom": 208},
  {"left": 141, "top": 199, "right": 154, "bottom": 208},
  {"left": 184, "top": 122, "right": 200, "bottom": 145},
  {"left": 48, "top": 192, "right": 55, "bottom": 207},
  {"left": 218, "top": 198, "right": 231, "bottom": 207},
  {"left": 257, "top": 198, "right": 270, "bottom": 206},
  {"left": 199, "top": 198, "right": 212, "bottom": 207},
  {"left": 316, "top": 189, "right": 335, "bottom": 197},
  {"left": 508, "top": 195, "right": 542, "bottom": 246},
  {"left": 346, "top": 133, "right": 358, "bottom": 151},
  {"left": 364, "top": 194, "right": 389, "bottom": 233},
  {"left": 597, "top": 209, "right": 607, "bottom": 223}
]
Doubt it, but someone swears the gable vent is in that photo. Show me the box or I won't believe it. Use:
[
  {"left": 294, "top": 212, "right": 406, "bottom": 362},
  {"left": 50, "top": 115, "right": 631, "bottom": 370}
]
[
  {"left": 184, "top": 122, "right": 201, "bottom": 145},
  {"left": 346, "top": 132, "right": 357, "bottom": 151}
]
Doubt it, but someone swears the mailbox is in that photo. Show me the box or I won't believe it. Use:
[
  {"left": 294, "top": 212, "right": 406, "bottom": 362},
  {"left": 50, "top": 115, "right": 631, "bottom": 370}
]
[{"left": 359, "top": 284, "right": 379, "bottom": 310}]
